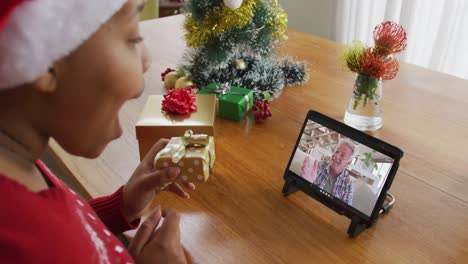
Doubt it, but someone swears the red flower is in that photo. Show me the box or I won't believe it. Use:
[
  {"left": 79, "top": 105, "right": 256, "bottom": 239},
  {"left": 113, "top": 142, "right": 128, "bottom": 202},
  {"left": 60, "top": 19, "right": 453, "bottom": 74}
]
[
  {"left": 373, "top": 21, "right": 407, "bottom": 57},
  {"left": 381, "top": 57, "right": 399, "bottom": 80},
  {"left": 360, "top": 48, "right": 387, "bottom": 79},
  {"left": 162, "top": 88, "right": 197, "bottom": 115},
  {"left": 359, "top": 48, "right": 399, "bottom": 80}
]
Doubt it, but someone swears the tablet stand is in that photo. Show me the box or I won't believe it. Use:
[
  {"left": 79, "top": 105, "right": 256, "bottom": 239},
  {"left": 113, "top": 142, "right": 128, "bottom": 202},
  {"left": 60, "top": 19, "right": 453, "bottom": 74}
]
[
  {"left": 282, "top": 177, "right": 371, "bottom": 238},
  {"left": 282, "top": 177, "right": 299, "bottom": 196},
  {"left": 347, "top": 215, "right": 367, "bottom": 238}
]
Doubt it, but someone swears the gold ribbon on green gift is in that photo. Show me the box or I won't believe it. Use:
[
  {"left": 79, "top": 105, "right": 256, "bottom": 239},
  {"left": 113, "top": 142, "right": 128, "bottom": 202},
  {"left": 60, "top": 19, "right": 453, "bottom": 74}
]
[
  {"left": 244, "top": 94, "right": 251, "bottom": 111},
  {"left": 157, "top": 130, "right": 209, "bottom": 164},
  {"left": 205, "top": 83, "right": 251, "bottom": 111}
]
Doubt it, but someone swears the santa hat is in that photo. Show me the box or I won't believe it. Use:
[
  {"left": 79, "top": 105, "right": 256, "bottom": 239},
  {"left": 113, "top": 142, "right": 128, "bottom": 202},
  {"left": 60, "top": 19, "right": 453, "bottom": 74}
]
[{"left": 0, "top": 0, "right": 127, "bottom": 90}]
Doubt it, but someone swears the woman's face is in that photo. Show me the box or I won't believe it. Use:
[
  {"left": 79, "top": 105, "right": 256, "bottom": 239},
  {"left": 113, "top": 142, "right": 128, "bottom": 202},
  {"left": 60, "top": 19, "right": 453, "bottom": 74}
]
[{"left": 46, "top": 0, "right": 146, "bottom": 158}]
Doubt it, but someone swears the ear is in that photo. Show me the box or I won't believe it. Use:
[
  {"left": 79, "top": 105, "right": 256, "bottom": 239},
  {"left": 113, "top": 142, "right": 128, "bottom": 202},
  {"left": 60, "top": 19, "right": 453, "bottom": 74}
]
[{"left": 31, "top": 68, "right": 57, "bottom": 93}]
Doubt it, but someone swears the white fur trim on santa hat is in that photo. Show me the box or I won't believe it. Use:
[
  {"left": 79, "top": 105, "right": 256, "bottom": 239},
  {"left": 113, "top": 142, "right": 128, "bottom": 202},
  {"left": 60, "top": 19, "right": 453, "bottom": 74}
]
[{"left": 0, "top": 0, "right": 127, "bottom": 89}]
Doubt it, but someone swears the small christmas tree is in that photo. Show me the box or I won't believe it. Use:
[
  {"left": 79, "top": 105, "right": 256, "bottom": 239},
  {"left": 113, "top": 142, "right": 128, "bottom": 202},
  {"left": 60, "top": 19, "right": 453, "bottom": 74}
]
[{"left": 180, "top": 0, "right": 307, "bottom": 102}]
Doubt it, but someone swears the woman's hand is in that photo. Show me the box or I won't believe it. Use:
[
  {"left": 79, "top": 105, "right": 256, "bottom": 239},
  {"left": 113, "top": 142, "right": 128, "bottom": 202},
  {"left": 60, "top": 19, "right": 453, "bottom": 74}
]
[
  {"left": 128, "top": 207, "right": 189, "bottom": 264},
  {"left": 122, "top": 139, "right": 195, "bottom": 222}
]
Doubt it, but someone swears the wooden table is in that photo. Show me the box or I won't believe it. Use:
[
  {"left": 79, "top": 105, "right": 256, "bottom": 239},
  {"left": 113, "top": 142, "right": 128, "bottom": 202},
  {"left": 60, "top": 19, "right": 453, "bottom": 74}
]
[{"left": 47, "top": 15, "right": 468, "bottom": 263}]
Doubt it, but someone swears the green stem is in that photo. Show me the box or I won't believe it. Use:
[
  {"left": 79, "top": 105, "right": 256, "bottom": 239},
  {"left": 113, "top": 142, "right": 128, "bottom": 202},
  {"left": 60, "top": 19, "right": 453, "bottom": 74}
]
[{"left": 352, "top": 74, "right": 380, "bottom": 110}]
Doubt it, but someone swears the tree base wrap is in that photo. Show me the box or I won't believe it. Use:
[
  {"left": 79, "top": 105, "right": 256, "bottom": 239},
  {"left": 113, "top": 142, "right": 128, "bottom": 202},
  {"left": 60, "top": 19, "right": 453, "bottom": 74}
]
[
  {"left": 198, "top": 83, "right": 254, "bottom": 121},
  {"left": 153, "top": 131, "right": 215, "bottom": 183}
]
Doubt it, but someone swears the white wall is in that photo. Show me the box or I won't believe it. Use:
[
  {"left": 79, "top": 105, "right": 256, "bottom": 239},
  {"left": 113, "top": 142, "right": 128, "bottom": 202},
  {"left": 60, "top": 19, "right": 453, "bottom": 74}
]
[{"left": 279, "top": 0, "right": 335, "bottom": 40}]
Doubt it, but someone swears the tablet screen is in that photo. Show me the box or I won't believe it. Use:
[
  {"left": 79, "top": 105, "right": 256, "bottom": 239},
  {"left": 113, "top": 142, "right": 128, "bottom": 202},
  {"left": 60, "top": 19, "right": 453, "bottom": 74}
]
[{"left": 288, "top": 119, "right": 395, "bottom": 217}]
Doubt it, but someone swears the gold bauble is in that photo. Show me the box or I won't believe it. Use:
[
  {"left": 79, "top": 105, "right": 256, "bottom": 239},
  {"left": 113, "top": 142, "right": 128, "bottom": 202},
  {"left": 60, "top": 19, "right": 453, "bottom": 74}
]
[
  {"left": 224, "top": 0, "right": 243, "bottom": 9},
  {"left": 175, "top": 76, "right": 194, "bottom": 89},
  {"left": 164, "top": 72, "right": 179, "bottom": 90},
  {"left": 235, "top": 59, "right": 247, "bottom": 70}
]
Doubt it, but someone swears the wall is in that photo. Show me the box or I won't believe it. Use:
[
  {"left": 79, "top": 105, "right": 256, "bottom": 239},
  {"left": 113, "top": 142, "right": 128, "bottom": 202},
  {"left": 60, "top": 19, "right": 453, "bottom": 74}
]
[
  {"left": 140, "top": 0, "right": 158, "bottom": 21},
  {"left": 279, "top": 0, "right": 335, "bottom": 40}
]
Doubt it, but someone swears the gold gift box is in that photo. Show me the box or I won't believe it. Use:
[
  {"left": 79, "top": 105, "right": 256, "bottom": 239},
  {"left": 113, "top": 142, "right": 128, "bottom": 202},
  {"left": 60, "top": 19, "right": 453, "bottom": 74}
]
[
  {"left": 154, "top": 130, "right": 215, "bottom": 183},
  {"left": 136, "top": 94, "right": 216, "bottom": 160}
]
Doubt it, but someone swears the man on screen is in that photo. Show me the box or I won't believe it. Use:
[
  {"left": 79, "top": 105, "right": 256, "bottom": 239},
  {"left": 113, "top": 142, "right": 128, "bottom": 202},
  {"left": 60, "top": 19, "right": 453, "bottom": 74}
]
[{"left": 301, "top": 139, "right": 355, "bottom": 205}]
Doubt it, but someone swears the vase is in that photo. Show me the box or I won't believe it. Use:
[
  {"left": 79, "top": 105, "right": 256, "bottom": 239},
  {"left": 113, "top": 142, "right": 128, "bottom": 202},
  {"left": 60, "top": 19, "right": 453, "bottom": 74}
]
[{"left": 344, "top": 74, "right": 383, "bottom": 131}]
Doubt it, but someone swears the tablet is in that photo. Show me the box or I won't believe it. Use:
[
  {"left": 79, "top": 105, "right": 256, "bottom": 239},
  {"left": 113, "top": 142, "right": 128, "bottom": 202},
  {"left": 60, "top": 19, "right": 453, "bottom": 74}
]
[{"left": 284, "top": 110, "right": 403, "bottom": 225}]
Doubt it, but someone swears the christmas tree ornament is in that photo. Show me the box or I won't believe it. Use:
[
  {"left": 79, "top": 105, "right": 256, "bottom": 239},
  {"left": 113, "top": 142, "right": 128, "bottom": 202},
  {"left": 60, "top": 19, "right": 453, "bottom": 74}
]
[
  {"left": 164, "top": 71, "right": 180, "bottom": 90},
  {"left": 235, "top": 59, "right": 247, "bottom": 70},
  {"left": 161, "top": 68, "right": 176, "bottom": 81},
  {"left": 252, "top": 99, "right": 272, "bottom": 123},
  {"left": 175, "top": 76, "right": 194, "bottom": 89},
  {"left": 223, "top": 0, "right": 243, "bottom": 10}
]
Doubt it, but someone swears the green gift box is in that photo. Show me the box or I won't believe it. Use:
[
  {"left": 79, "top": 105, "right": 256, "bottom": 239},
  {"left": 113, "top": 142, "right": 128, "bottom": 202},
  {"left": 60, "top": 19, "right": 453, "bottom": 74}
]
[{"left": 198, "top": 83, "right": 254, "bottom": 121}]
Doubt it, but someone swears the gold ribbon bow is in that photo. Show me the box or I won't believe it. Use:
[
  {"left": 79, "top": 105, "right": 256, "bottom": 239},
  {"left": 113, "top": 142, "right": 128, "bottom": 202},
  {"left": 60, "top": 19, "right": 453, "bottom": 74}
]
[
  {"left": 211, "top": 83, "right": 231, "bottom": 95},
  {"left": 157, "top": 130, "right": 209, "bottom": 164},
  {"left": 183, "top": 129, "right": 209, "bottom": 146}
]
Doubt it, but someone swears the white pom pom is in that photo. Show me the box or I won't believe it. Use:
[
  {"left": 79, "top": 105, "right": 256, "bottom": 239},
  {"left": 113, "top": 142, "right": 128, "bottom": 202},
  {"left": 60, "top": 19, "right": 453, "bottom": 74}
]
[{"left": 223, "top": 0, "right": 243, "bottom": 9}]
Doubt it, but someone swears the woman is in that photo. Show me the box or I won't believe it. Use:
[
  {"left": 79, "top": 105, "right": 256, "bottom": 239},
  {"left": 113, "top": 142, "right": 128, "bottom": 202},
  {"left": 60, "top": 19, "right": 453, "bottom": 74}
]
[{"left": 0, "top": 0, "right": 194, "bottom": 263}]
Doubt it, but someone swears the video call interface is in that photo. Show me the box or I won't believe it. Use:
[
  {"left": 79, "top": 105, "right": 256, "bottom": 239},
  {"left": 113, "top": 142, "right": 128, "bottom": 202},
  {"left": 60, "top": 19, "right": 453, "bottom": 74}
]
[{"left": 289, "top": 120, "right": 395, "bottom": 216}]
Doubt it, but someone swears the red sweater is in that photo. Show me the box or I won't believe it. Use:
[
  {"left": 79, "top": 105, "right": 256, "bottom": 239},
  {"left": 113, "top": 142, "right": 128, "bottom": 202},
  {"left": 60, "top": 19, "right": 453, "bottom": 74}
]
[{"left": 0, "top": 161, "right": 140, "bottom": 263}]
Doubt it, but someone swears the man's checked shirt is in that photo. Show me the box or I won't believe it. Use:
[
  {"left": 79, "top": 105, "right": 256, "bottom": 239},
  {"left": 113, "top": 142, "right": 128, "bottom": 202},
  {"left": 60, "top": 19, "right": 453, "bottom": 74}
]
[{"left": 313, "top": 161, "right": 353, "bottom": 205}]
